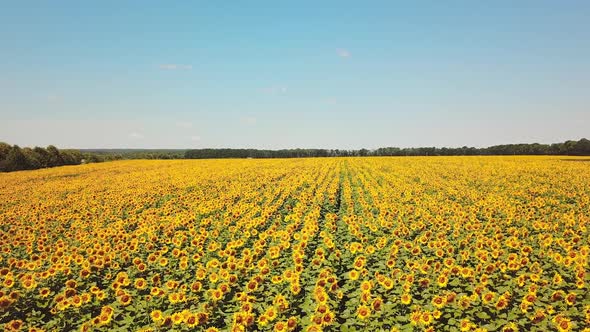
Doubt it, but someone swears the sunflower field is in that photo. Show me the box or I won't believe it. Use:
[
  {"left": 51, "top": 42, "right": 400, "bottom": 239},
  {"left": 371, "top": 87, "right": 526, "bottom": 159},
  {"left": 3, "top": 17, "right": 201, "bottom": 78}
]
[{"left": 0, "top": 157, "right": 589, "bottom": 332}]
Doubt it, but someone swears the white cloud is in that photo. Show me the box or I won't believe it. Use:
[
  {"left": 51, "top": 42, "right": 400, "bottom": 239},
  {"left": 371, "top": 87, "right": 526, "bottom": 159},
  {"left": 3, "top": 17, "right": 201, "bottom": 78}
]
[
  {"left": 325, "top": 97, "right": 337, "bottom": 105},
  {"left": 241, "top": 117, "right": 257, "bottom": 125},
  {"left": 336, "top": 48, "right": 351, "bottom": 58},
  {"left": 159, "top": 64, "right": 193, "bottom": 70},
  {"left": 176, "top": 121, "right": 193, "bottom": 128},
  {"left": 190, "top": 135, "right": 201, "bottom": 141},
  {"left": 259, "top": 86, "right": 288, "bottom": 94},
  {"left": 128, "top": 132, "right": 144, "bottom": 139}
]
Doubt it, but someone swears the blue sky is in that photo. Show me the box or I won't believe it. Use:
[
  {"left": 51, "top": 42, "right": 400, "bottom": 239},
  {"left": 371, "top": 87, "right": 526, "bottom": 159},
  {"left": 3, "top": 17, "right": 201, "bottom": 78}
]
[{"left": 1, "top": 1, "right": 589, "bottom": 149}]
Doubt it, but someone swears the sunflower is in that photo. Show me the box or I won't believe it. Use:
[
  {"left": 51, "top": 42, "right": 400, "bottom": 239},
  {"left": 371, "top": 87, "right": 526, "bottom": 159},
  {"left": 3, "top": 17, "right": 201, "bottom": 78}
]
[
  {"left": 523, "top": 293, "right": 536, "bottom": 305},
  {"left": 3, "top": 277, "right": 14, "bottom": 288},
  {"left": 382, "top": 278, "right": 394, "bottom": 290},
  {"left": 323, "top": 312, "right": 335, "bottom": 325},
  {"left": 495, "top": 296, "right": 509, "bottom": 311},
  {"left": 551, "top": 290, "right": 565, "bottom": 302},
  {"left": 386, "top": 259, "right": 396, "bottom": 269},
  {"left": 209, "top": 272, "right": 219, "bottom": 284},
  {"left": 356, "top": 305, "right": 371, "bottom": 320},
  {"left": 39, "top": 287, "right": 51, "bottom": 298},
  {"left": 118, "top": 293, "right": 132, "bottom": 306},
  {"left": 266, "top": 307, "right": 278, "bottom": 321},
  {"left": 22, "top": 278, "right": 37, "bottom": 290},
  {"left": 290, "top": 283, "right": 301, "bottom": 295},
  {"left": 165, "top": 280, "right": 178, "bottom": 290},
  {"left": 71, "top": 295, "right": 83, "bottom": 307},
  {"left": 274, "top": 321, "right": 288, "bottom": 332},
  {"left": 258, "top": 314, "right": 270, "bottom": 327},
  {"left": 502, "top": 322, "right": 518, "bottom": 332},
  {"left": 246, "top": 280, "right": 258, "bottom": 292},
  {"left": 211, "top": 289, "right": 223, "bottom": 301},
  {"left": 551, "top": 272, "right": 564, "bottom": 285},
  {"left": 305, "top": 325, "right": 322, "bottom": 332},
  {"left": 436, "top": 275, "right": 448, "bottom": 287},
  {"left": 372, "top": 297, "right": 383, "bottom": 311},
  {"left": 460, "top": 319, "right": 473, "bottom": 332},
  {"left": 556, "top": 317, "right": 573, "bottom": 332},
  {"left": 5, "top": 319, "right": 23, "bottom": 331},
  {"left": 431, "top": 295, "right": 446, "bottom": 309},
  {"left": 98, "top": 312, "right": 112, "bottom": 325},
  {"left": 311, "top": 314, "right": 323, "bottom": 325},
  {"left": 410, "top": 311, "right": 421, "bottom": 326},
  {"left": 159, "top": 257, "right": 169, "bottom": 267},
  {"left": 65, "top": 279, "right": 77, "bottom": 288},
  {"left": 56, "top": 299, "right": 71, "bottom": 311},
  {"left": 0, "top": 296, "right": 13, "bottom": 309},
  {"left": 433, "top": 310, "right": 442, "bottom": 319},
  {"left": 219, "top": 283, "right": 230, "bottom": 294},
  {"left": 241, "top": 302, "right": 253, "bottom": 312},
  {"left": 316, "top": 304, "right": 328, "bottom": 314},
  {"left": 421, "top": 312, "right": 434, "bottom": 326},
  {"left": 360, "top": 280, "right": 372, "bottom": 292},
  {"left": 458, "top": 295, "right": 471, "bottom": 310},
  {"left": 134, "top": 278, "right": 147, "bottom": 290},
  {"left": 169, "top": 292, "right": 181, "bottom": 304},
  {"left": 79, "top": 322, "right": 91, "bottom": 332},
  {"left": 185, "top": 313, "right": 198, "bottom": 328},
  {"left": 79, "top": 268, "right": 91, "bottom": 279},
  {"left": 531, "top": 309, "right": 546, "bottom": 324},
  {"left": 191, "top": 281, "right": 202, "bottom": 292},
  {"left": 274, "top": 294, "right": 289, "bottom": 311},
  {"left": 401, "top": 293, "right": 412, "bottom": 305},
  {"left": 353, "top": 256, "right": 366, "bottom": 270},
  {"left": 171, "top": 312, "right": 183, "bottom": 325},
  {"left": 481, "top": 292, "right": 495, "bottom": 305},
  {"left": 286, "top": 316, "right": 297, "bottom": 330}
]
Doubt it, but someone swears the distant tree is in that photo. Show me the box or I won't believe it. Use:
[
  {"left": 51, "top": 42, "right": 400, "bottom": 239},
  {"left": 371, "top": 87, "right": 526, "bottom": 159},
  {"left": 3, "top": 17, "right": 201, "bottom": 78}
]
[
  {"left": 60, "top": 150, "right": 83, "bottom": 165},
  {"left": 552, "top": 143, "right": 564, "bottom": 155},
  {"left": 22, "top": 147, "right": 41, "bottom": 169},
  {"left": 46, "top": 145, "right": 64, "bottom": 167},
  {"left": 572, "top": 138, "right": 590, "bottom": 156},
  {"left": 0, "top": 142, "right": 11, "bottom": 161},
  {"left": 61, "top": 151, "right": 75, "bottom": 165},
  {"left": 83, "top": 153, "right": 103, "bottom": 163},
  {"left": 33, "top": 147, "right": 51, "bottom": 168},
  {"left": 561, "top": 140, "right": 577, "bottom": 155},
  {"left": 1, "top": 145, "right": 30, "bottom": 171}
]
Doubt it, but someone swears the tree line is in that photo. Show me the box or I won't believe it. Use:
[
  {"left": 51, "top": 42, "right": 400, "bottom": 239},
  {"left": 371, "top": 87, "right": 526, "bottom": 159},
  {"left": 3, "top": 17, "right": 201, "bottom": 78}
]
[
  {"left": 79, "top": 149, "right": 185, "bottom": 160},
  {"left": 0, "top": 143, "right": 120, "bottom": 172},
  {"left": 185, "top": 138, "right": 590, "bottom": 159},
  {"left": 1, "top": 138, "right": 589, "bottom": 172},
  {"left": 1, "top": 143, "right": 79, "bottom": 172},
  {"left": 0, "top": 145, "right": 188, "bottom": 172}
]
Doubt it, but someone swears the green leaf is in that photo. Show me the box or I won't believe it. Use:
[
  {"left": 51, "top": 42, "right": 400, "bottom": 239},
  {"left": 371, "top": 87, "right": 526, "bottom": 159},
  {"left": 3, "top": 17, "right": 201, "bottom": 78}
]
[{"left": 476, "top": 311, "right": 491, "bottom": 320}]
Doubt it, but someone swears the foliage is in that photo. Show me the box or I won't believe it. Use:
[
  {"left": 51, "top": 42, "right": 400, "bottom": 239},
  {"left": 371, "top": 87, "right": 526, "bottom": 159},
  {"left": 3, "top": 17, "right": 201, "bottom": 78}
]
[
  {"left": 184, "top": 138, "right": 590, "bottom": 159},
  {"left": 0, "top": 144, "right": 87, "bottom": 173},
  {"left": 80, "top": 149, "right": 186, "bottom": 160}
]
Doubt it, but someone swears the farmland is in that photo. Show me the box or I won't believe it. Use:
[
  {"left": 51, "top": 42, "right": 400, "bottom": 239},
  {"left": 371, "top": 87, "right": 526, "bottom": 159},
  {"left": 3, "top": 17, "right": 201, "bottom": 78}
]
[{"left": 0, "top": 157, "right": 589, "bottom": 331}]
